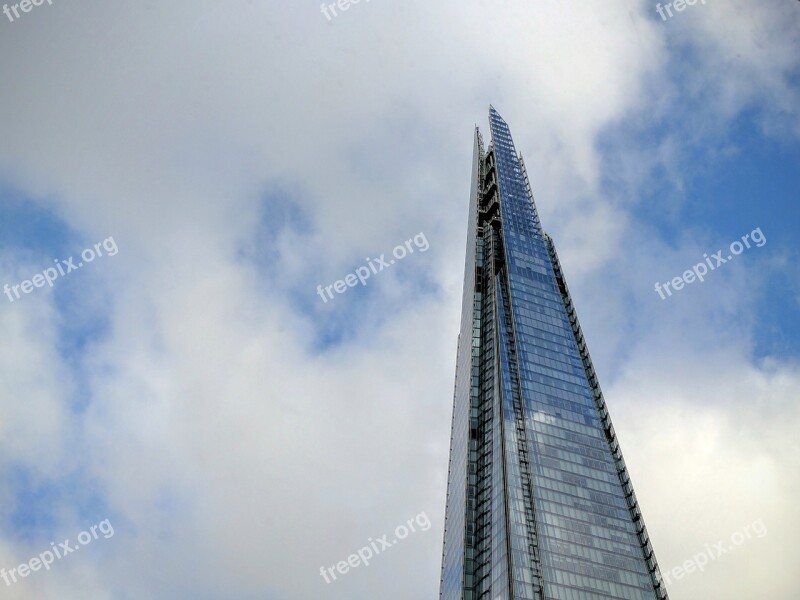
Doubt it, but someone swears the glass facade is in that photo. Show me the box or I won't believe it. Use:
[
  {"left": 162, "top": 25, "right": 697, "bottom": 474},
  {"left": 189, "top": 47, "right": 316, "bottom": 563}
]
[{"left": 440, "top": 108, "right": 668, "bottom": 600}]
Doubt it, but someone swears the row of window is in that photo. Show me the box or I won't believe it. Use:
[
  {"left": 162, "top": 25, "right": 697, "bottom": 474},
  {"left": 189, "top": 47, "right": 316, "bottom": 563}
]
[
  {"left": 548, "top": 579, "right": 655, "bottom": 600},
  {"left": 538, "top": 466, "right": 622, "bottom": 498},
  {"left": 537, "top": 523, "right": 644, "bottom": 559}
]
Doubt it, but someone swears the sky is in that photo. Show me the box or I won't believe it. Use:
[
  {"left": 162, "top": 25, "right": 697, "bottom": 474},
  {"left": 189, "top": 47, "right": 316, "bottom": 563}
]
[{"left": 0, "top": 1, "right": 798, "bottom": 599}]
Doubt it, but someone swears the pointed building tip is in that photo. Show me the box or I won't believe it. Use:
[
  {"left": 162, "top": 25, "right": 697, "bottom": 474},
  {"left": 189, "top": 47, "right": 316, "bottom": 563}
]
[{"left": 488, "top": 104, "right": 506, "bottom": 123}]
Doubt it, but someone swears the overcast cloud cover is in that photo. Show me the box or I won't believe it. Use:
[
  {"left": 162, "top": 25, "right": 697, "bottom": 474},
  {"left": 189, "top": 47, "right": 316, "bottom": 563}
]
[{"left": 0, "top": 0, "right": 798, "bottom": 598}]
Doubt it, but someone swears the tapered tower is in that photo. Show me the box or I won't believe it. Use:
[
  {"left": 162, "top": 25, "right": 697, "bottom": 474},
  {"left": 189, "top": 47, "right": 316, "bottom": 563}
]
[{"left": 440, "top": 107, "right": 668, "bottom": 600}]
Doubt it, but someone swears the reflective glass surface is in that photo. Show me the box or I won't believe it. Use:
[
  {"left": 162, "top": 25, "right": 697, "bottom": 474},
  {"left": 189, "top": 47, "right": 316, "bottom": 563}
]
[{"left": 440, "top": 109, "right": 666, "bottom": 600}]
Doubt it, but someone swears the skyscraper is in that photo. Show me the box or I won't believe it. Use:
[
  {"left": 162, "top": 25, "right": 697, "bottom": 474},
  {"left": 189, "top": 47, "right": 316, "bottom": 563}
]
[{"left": 440, "top": 107, "right": 668, "bottom": 600}]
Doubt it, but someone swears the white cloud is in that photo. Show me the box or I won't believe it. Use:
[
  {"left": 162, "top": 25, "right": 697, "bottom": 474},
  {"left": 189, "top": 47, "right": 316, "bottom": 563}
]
[{"left": 0, "top": 0, "right": 797, "bottom": 598}]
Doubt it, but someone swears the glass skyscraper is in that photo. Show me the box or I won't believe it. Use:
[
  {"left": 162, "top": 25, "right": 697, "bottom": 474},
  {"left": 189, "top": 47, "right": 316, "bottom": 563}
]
[{"left": 439, "top": 107, "right": 668, "bottom": 600}]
